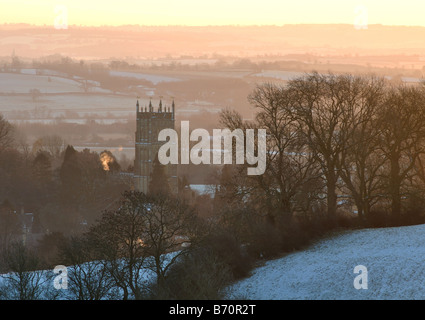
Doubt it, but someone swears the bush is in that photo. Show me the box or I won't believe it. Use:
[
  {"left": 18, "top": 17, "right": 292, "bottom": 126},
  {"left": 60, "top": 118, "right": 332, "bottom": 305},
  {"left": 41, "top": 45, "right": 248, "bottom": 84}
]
[
  {"left": 201, "top": 231, "right": 253, "bottom": 280},
  {"left": 245, "top": 212, "right": 358, "bottom": 261},
  {"left": 148, "top": 229, "right": 252, "bottom": 299},
  {"left": 151, "top": 248, "right": 233, "bottom": 300},
  {"left": 401, "top": 208, "right": 425, "bottom": 226},
  {"left": 402, "top": 196, "right": 425, "bottom": 226},
  {"left": 366, "top": 209, "right": 394, "bottom": 228},
  {"left": 246, "top": 221, "right": 285, "bottom": 259},
  {"left": 279, "top": 220, "right": 311, "bottom": 252},
  {"left": 367, "top": 208, "right": 425, "bottom": 228}
]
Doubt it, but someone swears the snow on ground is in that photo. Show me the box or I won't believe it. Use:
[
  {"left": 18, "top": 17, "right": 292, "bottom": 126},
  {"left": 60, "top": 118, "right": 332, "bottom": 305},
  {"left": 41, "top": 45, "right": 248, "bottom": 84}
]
[
  {"left": 0, "top": 93, "right": 136, "bottom": 114},
  {"left": 252, "top": 70, "right": 305, "bottom": 81},
  {"left": 0, "top": 252, "right": 179, "bottom": 300},
  {"left": 109, "top": 71, "right": 181, "bottom": 85},
  {"left": 0, "top": 73, "right": 83, "bottom": 94},
  {"left": 227, "top": 224, "right": 425, "bottom": 300}
]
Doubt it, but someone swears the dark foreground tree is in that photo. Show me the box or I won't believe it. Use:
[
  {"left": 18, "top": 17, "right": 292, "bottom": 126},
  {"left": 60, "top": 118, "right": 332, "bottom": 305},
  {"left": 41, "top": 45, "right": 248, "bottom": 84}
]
[
  {"left": 85, "top": 191, "right": 196, "bottom": 299},
  {"left": 287, "top": 73, "right": 362, "bottom": 216},
  {"left": 0, "top": 242, "right": 49, "bottom": 300},
  {"left": 335, "top": 75, "right": 387, "bottom": 222},
  {"left": 377, "top": 85, "right": 425, "bottom": 220},
  {"left": 59, "top": 236, "right": 116, "bottom": 300}
]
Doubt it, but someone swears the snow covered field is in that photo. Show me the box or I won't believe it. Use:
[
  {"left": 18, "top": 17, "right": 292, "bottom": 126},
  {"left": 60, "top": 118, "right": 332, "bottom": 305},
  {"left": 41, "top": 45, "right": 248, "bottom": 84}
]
[
  {"left": 227, "top": 223, "right": 425, "bottom": 300},
  {"left": 0, "top": 93, "right": 136, "bottom": 117},
  {"left": 252, "top": 70, "right": 305, "bottom": 81},
  {"left": 109, "top": 71, "right": 181, "bottom": 85},
  {"left": 0, "top": 73, "right": 83, "bottom": 94}
]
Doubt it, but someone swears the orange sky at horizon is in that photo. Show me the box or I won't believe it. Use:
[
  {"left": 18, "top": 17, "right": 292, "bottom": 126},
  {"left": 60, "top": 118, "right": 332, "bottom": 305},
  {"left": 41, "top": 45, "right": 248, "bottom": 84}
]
[{"left": 1, "top": 0, "right": 425, "bottom": 28}]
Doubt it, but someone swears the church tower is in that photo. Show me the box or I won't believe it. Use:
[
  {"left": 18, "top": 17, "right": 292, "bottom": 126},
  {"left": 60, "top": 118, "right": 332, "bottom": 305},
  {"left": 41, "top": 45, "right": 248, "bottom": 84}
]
[{"left": 134, "top": 98, "right": 177, "bottom": 194}]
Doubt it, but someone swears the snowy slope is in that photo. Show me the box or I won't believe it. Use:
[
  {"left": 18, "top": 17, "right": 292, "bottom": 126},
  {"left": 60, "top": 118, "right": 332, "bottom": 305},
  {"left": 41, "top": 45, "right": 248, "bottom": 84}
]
[{"left": 227, "top": 224, "right": 425, "bottom": 300}]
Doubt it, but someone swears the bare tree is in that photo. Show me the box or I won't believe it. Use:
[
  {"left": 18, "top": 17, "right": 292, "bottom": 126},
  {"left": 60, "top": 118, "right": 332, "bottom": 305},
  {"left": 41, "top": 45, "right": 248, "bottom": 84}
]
[
  {"left": 218, "top": 85, "right": 324, "bottom": 225},
  {"left": 80, "top": 80, "right": 94, "bottom": 93},
  {"left": 0, "top": 205, "right": 21, "bottom": 254},
  {"left": 377, "top": 85, "right": 425, "bottom": 220},
  {"left": 87, "top": 194, "right": 149, "bottom": 300},
  {"left": 135, "top": 192, "right": 196, "bottom": 286},
  {"left": 86, "top": 191, "right": 197, "bottom": 299},
  {"left": 247, "top": 83, "right": 322, "bottom": 220},
  {"left": 59, "top": 236, "right": 116, "bottom": 300},
  {"left": 13, "top": 132, "right": 31, "bottom": 161},
  {"left": 336, "top": 75, "right": 387, "bottom": 222},
  {"left": 0, "top": 114, "right": 13, "bottom": 152},
  {"left": 32, "top": 135, "right": 66, "bottom": 159},
  {"left": 287, "top": 72, "right": 368, "bottom": 216},
  {"left": 0, "top": 241, "right": 48, "bottom": 300}
]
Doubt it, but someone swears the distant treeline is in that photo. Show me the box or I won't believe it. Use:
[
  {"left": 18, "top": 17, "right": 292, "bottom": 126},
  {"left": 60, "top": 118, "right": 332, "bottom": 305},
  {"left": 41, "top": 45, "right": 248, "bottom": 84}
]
[{"left": 2, "top": 52, "right": 423, "bottom": 81}]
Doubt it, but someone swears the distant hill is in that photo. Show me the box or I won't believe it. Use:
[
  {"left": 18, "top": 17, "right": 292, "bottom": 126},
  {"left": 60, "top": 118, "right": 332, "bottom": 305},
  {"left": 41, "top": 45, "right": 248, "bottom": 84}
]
[{"left": 1, "top": 24, "right": 425, "bottom": 61}]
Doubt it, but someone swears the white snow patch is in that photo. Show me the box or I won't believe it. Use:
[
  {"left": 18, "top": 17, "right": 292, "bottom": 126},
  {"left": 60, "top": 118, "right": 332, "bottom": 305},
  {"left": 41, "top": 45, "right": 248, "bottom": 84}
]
[
  {"left": 252, "top": 70, "right": 304, "bottom": 81},
  {"left": 109, "top": 71, "right": 181, "bottom": 85},
  {"left": 0, "top": 73, "right": 82, "bottom": 93},
  {"left": 227, "top": 224, "right": 425, "bottom": 300}
]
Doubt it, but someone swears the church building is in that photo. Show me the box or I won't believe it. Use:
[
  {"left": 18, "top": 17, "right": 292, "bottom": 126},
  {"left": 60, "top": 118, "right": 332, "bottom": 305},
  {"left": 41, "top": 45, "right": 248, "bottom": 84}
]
[{"left": 133, "top": 98, "right": 178, "bottom": 194}]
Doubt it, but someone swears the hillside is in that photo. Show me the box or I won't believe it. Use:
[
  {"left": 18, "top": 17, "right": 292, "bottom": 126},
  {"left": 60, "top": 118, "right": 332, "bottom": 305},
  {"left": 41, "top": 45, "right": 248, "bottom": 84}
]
[
  {"left": 3, "top": 223, "right": 425, "bottom": 300},
  {"left": 227, "top": 224, "right": 425, "bottom": 300}
]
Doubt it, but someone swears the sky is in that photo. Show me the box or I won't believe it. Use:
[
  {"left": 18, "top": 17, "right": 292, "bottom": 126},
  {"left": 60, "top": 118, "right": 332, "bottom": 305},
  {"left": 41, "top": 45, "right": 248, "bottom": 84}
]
[{"left": 0, "top": 0, "right": 424, "bottom": 27}]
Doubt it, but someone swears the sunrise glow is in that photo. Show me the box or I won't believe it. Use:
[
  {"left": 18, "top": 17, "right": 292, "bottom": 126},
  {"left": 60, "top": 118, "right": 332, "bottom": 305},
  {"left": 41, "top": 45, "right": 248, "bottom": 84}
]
[{"left": 1, "top": 0, "right": 425, "bottom": 27}]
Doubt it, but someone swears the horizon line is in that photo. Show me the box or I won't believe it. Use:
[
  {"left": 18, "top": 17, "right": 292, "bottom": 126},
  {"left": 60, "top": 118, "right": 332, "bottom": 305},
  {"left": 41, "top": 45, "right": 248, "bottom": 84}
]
[{"left": 2, "top": 22, "right": 425, "bottom": 29}]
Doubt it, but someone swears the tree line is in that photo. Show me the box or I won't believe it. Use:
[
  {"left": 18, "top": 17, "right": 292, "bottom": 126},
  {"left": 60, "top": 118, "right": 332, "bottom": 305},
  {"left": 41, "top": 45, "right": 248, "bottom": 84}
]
[{"left": 219, "top": 72, "right": 425, "bottom": 228}]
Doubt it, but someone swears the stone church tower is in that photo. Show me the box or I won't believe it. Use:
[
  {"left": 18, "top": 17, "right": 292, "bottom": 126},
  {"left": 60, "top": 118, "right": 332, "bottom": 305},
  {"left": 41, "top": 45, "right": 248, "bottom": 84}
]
[{"left": 134, "top": 98, "right": 177, "bottom": 194}]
